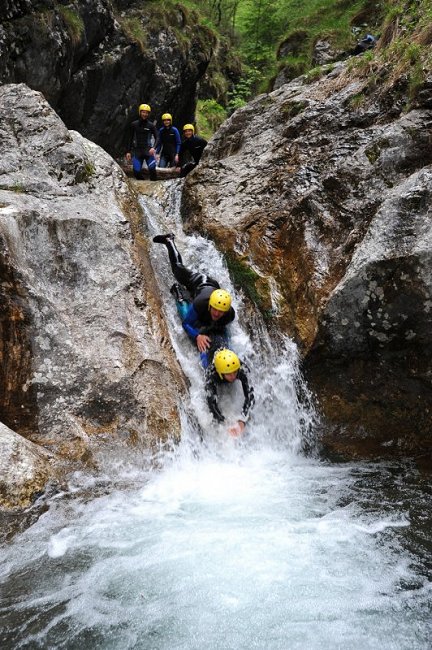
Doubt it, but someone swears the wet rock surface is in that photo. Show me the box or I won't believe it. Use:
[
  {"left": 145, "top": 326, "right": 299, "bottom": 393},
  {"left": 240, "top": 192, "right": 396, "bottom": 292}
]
[
  {"left": 0, "top": 83, "right": 186, "bottom": 508},
  {"left": 182, "top": 65, "right": 432, "bottom": 463}
]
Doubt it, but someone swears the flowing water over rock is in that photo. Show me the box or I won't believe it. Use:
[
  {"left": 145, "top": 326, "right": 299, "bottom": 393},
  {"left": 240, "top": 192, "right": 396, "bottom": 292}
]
[{"left": 0, "top": 181, "right": 431, "bottom": 649}]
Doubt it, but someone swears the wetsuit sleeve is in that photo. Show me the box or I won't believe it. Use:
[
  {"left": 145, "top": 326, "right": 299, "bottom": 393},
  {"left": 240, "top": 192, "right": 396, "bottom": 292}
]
[
  {"left": 181, "top": 305, "right": 200, "bottom": 340},
  {"left": 151, "top": 122, "right": 158, "bottom": 148},
  {"left": 155, "top": 127, "right": 163, "bottom": 154},
  {"left": 205, "top": 369, "right": 225, "bottom": 423},
  {"left": 174, "top": 127, "right": 181, "bottom": 154},
  {"left": 238, "top": 367, "right": 255, "bottom": 422},
  {"left": 127, "top": 121, "right": 136, "bottom": 153}
]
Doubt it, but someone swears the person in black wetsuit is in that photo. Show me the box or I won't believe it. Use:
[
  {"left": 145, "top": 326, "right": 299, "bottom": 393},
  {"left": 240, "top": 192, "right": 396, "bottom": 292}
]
[
  {"left": 126, "top": 103, "right": 158, "bottom": 181},
  {"left": 152, "top": 233, "right": 235, "bottom": 356},
  {"left": 178, "top": 124, "right": 208, "bottom": 178},
  {"left": 155, "top": 113, "right": 181, "bottom": 168},
  {"left": 205, "top": 349, "right": 255, "bottom": 437}
]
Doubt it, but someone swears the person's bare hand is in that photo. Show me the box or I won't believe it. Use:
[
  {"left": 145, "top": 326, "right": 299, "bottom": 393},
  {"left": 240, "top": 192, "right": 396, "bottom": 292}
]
[
  {"left": 228, "top": 421, "right": 245, "bottom": 437},
  {"left": 196, "top": 334, "right": 211, "bottom": 352}
]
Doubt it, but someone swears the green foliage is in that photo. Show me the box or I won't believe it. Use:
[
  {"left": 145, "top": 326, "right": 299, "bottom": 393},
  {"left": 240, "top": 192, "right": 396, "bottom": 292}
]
[
  {"left": 227, "top": 66, "right": 263, "bottom": 113},
  {"left": 349, "top": 92, "right": 366, "bottom": 109},
  {"left": 75, "top": 161, "right": 96, "bottom": 184},
  {"left": 196, "top": 99, "right": 227, "bottom": 139},
  {"left": 119, "top": 16, "right": 148, "bottom": 52},
  {"left": 58, "top": 6, "right": 84, "bottom": 44}
]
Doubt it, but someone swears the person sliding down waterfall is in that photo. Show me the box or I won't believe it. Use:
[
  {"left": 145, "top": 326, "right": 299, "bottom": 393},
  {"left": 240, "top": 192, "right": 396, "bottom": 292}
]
[
  {"left": 205, "top": 349, "right": 255, "bottom": 437},
  {"left": 152, "top": 233, "right": 235, "bottom": 366}
]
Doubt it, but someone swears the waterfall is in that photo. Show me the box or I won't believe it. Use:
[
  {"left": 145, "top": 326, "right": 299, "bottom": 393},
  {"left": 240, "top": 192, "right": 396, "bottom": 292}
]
[
  {"left": 143, "top": 180, "right": 317, "bottom": 456},
  {"left": 0, "top": 181, "right": 430, "bottom": 650}
]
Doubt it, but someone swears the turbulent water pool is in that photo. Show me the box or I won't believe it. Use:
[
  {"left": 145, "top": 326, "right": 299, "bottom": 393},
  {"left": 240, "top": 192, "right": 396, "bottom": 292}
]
[
  {"left": 1, "top": 182, "right": 430, "bottom": 649},
  {"left": 0, "top": 444, "right": 431, "bottom": 649}
]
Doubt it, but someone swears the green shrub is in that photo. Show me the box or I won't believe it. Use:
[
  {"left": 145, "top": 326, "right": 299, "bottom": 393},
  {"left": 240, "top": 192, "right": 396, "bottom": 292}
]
[
  {"left": 196, "top": 99, "right": 227, "bottom": 139},
  {"left": 58, "top": 6, "right": 84, "bottom": 44}
]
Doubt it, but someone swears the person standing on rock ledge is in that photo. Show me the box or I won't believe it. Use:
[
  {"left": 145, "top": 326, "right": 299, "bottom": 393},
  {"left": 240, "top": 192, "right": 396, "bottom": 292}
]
[
  {"left": 155, "top": 113, "right": 181, "bottom": 168},
  {"left": 126, "top": 103, "right": 158, "bottom": 181},
  {"left": 152, "top": 233, "right": 235, "bottom": 356},
  {"left": 177, "top": 124, "right": 208, "bottom": 177}
]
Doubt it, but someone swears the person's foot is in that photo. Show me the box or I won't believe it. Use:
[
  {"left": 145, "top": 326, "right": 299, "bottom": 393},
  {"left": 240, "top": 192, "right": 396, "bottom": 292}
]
[
  {"left": 170, "top": 282, "right": 187, "bottom": 302},
  {"left": 153, "top": 233, "right": 174, "bottom": 244}
]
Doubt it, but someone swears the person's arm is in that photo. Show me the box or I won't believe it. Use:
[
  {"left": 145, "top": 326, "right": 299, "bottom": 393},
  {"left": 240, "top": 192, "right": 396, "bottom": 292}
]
[
  {"left": 205, "top": 371, "right": 225, "bottom": 423},
  {"left": 227, "top": 366, "right": 254, "bottom": 437},
  {"left": 181, "top": 305, "right": 200, "bottom": 339},
  {"left": 155, "top": 127, "right": 162, "bottom": 154},
  {"left": 126, "top": 122, "right": 135, "bottom": 159},
  {"left": 149, "top": 122, "right": 158, "bottom": 154},
  {"left": 174, "top": 127, "right": 181, "bottom": 154},
  {"left": 239, "top": 366, "right": 255, "bottom": 422}
]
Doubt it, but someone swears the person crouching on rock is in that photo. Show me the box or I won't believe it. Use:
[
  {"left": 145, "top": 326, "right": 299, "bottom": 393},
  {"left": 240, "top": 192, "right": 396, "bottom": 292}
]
[
  {"left": 178, "top": 124, "right": 208, "bottom": 178},
  {"left": 152, "top": 233, "right": 235, "bottom": 357},
  {"left": 126, "top": 103, "right": 158, "bottom": 181},
  {"left": 205, "top": 349, "right": 255, "bottom": 437}
]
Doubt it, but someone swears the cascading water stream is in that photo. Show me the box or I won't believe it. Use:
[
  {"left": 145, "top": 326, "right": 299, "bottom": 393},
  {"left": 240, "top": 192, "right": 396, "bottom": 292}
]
[{"left": 0, "top": 180, "right": 430, "bottom": 650}]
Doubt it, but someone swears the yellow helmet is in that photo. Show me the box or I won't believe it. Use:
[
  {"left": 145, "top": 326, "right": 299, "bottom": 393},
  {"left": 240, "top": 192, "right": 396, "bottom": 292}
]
[
  {"left": 139, "top": 103, "right": 151, "bottom": 113},
  {"left": 162, "top": 113, "right": 172, "bottom": 121},
  {"left": 209, "top": 289, "right": 232, "bottom": 312},
  {"left": 183, "top": 123, "right": 195, "bottom": 133},
  {"left": 214, "top": 349, "right": 241, "bottom": 379}
]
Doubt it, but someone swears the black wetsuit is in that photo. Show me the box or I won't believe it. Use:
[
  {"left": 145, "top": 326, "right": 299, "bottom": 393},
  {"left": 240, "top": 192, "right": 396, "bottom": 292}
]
[
  {"left": 204, "top": 363, "right": 255, "bottom": 424},
  {"left": 163, "top": 237, "right": 235, "bottom": 339},
  {"left": 179, "top": 135, "right": 208, "bottom": 177},
  {"left": 128, "top": 118, "right": 158, "bottom": 179}
]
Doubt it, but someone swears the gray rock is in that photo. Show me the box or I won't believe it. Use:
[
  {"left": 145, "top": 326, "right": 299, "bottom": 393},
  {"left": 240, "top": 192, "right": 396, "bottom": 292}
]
[
  {"left": 0, "top": 421, "right": 53, "bottom": 508},
  {"left": 182, "top": 64, "right": 432, "bottom": 461},
  {"left": 0, "top": 83, "right": 186, "bottom": 489}
]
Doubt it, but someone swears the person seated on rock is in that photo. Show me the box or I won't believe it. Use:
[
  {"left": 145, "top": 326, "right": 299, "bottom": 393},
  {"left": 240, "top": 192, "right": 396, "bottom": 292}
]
[
  {"left": 126, "top": 103, "right": 158, "bottom": 181},
  {"left": 177, "top": 124, "right": 208, "bottom": 178},
  {"left": 205, "top": 349, "right": 255, "bottom": 437},
  {"left": 152, "top": 233, "right": 235, "bottom": 355},
  {"left": 352, "top": 33, "right": 377, "bottom": 56},
  {"left": 155, "top": 113, "right": 181, "bottom": 169}
]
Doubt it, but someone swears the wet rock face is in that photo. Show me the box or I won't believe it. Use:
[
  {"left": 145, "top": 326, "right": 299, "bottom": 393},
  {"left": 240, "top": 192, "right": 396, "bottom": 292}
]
[
  {"left": 0, "top": 422, "right": 53, "bottom": 509},
  {"left": 0, "top": 84, "right": 185, "bottom": 483},
  {"left": 0, "top": 1, "right": 214, "bottom": 155},
  {"left": 182, "top": 65, "right": 432, "bottom": 460}
]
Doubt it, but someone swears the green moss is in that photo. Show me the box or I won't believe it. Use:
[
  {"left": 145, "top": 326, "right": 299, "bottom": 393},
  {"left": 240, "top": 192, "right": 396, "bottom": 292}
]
[
  {"left": 6, "top": 183, "right": 26, "bottom": 193},
  {"left": 365, "top": 138, "right": 390, "bottom": 164},
  {"left": 225, "top": 252, "right": 272, "bottom": 319},
  {"left": 75, "top": 161, "right": 95, "bottom": 184},
  {"left": 58, "top": 6, "right": 84, "bottom": 44},
  {"left": 280, "top": 99, "right": 308, "bottom": 118}
]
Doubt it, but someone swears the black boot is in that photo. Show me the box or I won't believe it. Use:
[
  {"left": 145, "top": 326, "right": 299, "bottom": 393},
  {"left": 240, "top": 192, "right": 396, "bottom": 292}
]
[
  {"left": 149, "top": 168, "right": 157, "bottom": 181},
  {"left": 153, "top": 233, "right": 175, "bottom": 244},
  {"left": 170, "top": 283, "right": 189, "bottom": 302}
]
